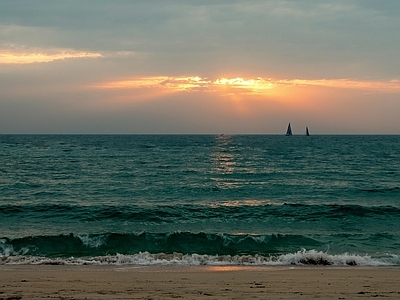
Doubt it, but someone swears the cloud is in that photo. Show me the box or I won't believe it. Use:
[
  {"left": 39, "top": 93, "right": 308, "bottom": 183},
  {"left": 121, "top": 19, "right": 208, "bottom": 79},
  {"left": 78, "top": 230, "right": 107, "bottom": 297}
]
[
  {"left": 0, "top": 48, "right": 102, "bottom": 64},
  {"left": 93, "top": 75, "right": 400, "bottom": 95},
  {"left": 1, "top": 1, "right": 399, "bottom": 77}
]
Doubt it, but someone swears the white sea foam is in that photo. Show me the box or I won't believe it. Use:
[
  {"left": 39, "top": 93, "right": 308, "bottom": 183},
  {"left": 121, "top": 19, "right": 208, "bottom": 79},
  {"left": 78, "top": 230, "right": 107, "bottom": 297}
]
[
  {"left": 0, "top": 239, "right": 29, "bottom": 257},
  {"left": 0, "top": 239, "right": 15, "bottom": 256},
  {"left": 1, "top": 249, "right": 399, "bottom": 266},
  {"left": 76, "top": 234, "right": 108, "bottom": 248}
]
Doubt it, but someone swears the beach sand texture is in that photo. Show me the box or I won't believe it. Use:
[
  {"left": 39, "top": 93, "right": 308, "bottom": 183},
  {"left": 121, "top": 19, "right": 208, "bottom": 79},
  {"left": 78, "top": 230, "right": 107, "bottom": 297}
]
[{"left": 0, "top": 266, "right": 399, "bottom": 299}]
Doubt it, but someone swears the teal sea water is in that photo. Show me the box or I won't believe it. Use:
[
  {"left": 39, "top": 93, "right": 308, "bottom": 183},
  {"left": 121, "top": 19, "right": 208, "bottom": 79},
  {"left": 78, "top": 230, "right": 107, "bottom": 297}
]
[{"left": 1, "top": 135, "right": 399, "bottom": 266}]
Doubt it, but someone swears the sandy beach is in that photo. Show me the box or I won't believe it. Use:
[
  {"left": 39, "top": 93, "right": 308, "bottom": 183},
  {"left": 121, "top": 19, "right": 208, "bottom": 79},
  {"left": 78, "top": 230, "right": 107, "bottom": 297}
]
[{"left": 0, "top": 265, "right": 399, "bottom": 299}]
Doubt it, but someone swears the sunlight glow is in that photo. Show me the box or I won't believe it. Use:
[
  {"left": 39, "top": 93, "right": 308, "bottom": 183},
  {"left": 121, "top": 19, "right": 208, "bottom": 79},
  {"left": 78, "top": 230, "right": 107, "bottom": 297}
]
[
  {"left": 94, "top": 76, "right": 276, "bottom": 95},
  {"left": 0, "top": 49, "right": 102, "bottom": 64},
  {"left": 214, "top": 77, "right": 275, "bottom": 93},
  {"left": 99, "top": 76, "right": 171, "bottom": 89},
  {"left": 97, "top": 76, "right": 212, "bottom": 91},
  {"left": 93, "top": 76, "right": 400, "bottom": 97}
]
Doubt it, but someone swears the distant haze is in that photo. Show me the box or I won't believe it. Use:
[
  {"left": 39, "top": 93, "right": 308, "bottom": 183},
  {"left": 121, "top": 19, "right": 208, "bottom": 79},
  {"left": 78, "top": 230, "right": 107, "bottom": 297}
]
[{"left": 1, "top": 1, "right": 399, "bottom": 134}]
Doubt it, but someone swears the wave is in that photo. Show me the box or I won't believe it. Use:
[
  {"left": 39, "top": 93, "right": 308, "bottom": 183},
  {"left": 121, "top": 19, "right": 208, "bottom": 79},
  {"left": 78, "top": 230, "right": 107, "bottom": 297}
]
[
  {"left": 2, "top": 250, "right": 399, "bottom": 266},
  {"left": 0, "top": 232, "right": 322, "bottom": 257},
  {"left": 1, "top": 203, "right": 399, "bottom": 223},
  {"left": 1, "top": 232, "right": 399, "bottom": 267},
  {"left": 362, "top": 187, "right": 400, "bottom": 193}
]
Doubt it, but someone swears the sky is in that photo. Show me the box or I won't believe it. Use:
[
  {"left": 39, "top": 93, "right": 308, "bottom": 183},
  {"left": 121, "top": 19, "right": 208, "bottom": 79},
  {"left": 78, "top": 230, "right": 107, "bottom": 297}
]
[{"left": 1, "top": 0, "right": 399, "bottom": 134}]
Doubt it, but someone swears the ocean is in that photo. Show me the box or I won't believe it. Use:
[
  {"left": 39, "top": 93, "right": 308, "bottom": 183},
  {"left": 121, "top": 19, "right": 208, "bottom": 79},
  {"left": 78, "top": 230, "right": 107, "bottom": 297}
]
[{"left": 1, "top": 134, "right": 399, "bottom": 266}]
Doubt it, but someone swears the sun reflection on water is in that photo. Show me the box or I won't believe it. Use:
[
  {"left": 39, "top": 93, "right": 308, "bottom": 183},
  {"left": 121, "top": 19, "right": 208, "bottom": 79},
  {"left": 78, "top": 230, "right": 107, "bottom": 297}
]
[
  {"left": 211, "top": 134, "right": 236, "bottom": 176},
  {"left": 203, "top": 266, "right": 250, "bottom": 272}
]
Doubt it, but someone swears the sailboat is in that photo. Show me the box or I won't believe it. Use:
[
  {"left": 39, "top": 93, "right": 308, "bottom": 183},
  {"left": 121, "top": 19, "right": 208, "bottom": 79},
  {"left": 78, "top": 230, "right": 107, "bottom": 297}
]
[
  {"left": 285, "top": 123, "right": 292, "bottom": 136},
  {"left": 306, "top": 127, "right": 310, "bottom": 136}
]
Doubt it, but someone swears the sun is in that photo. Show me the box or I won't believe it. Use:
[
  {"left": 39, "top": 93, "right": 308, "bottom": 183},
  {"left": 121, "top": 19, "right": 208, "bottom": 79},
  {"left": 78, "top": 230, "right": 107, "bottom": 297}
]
[{"left": 213, "top": 77, "right": 276, "bottom": 94}]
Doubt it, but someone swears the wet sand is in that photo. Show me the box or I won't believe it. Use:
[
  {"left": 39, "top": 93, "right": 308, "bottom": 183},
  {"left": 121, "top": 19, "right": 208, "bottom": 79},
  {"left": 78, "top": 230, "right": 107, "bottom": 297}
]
[{"left": 0, "top": 265, "right": 399, "bottom": 299}]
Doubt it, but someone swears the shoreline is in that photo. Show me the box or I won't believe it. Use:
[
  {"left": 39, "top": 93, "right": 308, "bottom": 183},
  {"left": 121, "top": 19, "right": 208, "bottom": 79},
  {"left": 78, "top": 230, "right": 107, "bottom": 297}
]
[{"left": 1, "top": 265, "right": 399, "bottom": 299}]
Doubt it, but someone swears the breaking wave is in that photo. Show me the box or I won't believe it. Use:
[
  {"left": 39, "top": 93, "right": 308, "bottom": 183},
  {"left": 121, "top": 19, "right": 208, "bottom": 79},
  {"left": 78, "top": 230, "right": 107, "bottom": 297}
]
[
  {"left": 2, "top": 250, "right": 399, "bottom": 266},
  {"left": 1, "top": 232, "right": 399, "bottom": 266}
]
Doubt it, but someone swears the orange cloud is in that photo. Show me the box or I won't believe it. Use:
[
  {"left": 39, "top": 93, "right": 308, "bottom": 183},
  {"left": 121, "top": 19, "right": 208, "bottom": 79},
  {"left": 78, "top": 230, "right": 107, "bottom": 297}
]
[
  {"left": 0, "top": 49, "right": 102, "bottom": 64},
  {"left": 94, "top": 76, "right": 277, "bottom": 96},
  {"left": 213, "top": 77, "right": 275, "bottom": 94},
  {"left": 93, "top": 76, "right": 400, "bottom": 98},
  {"left": 279, "top": 78, "right": 400, "bottom": 92},
  {"left": 97, "top": 76, "right": 211, "bottom": 91}
]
